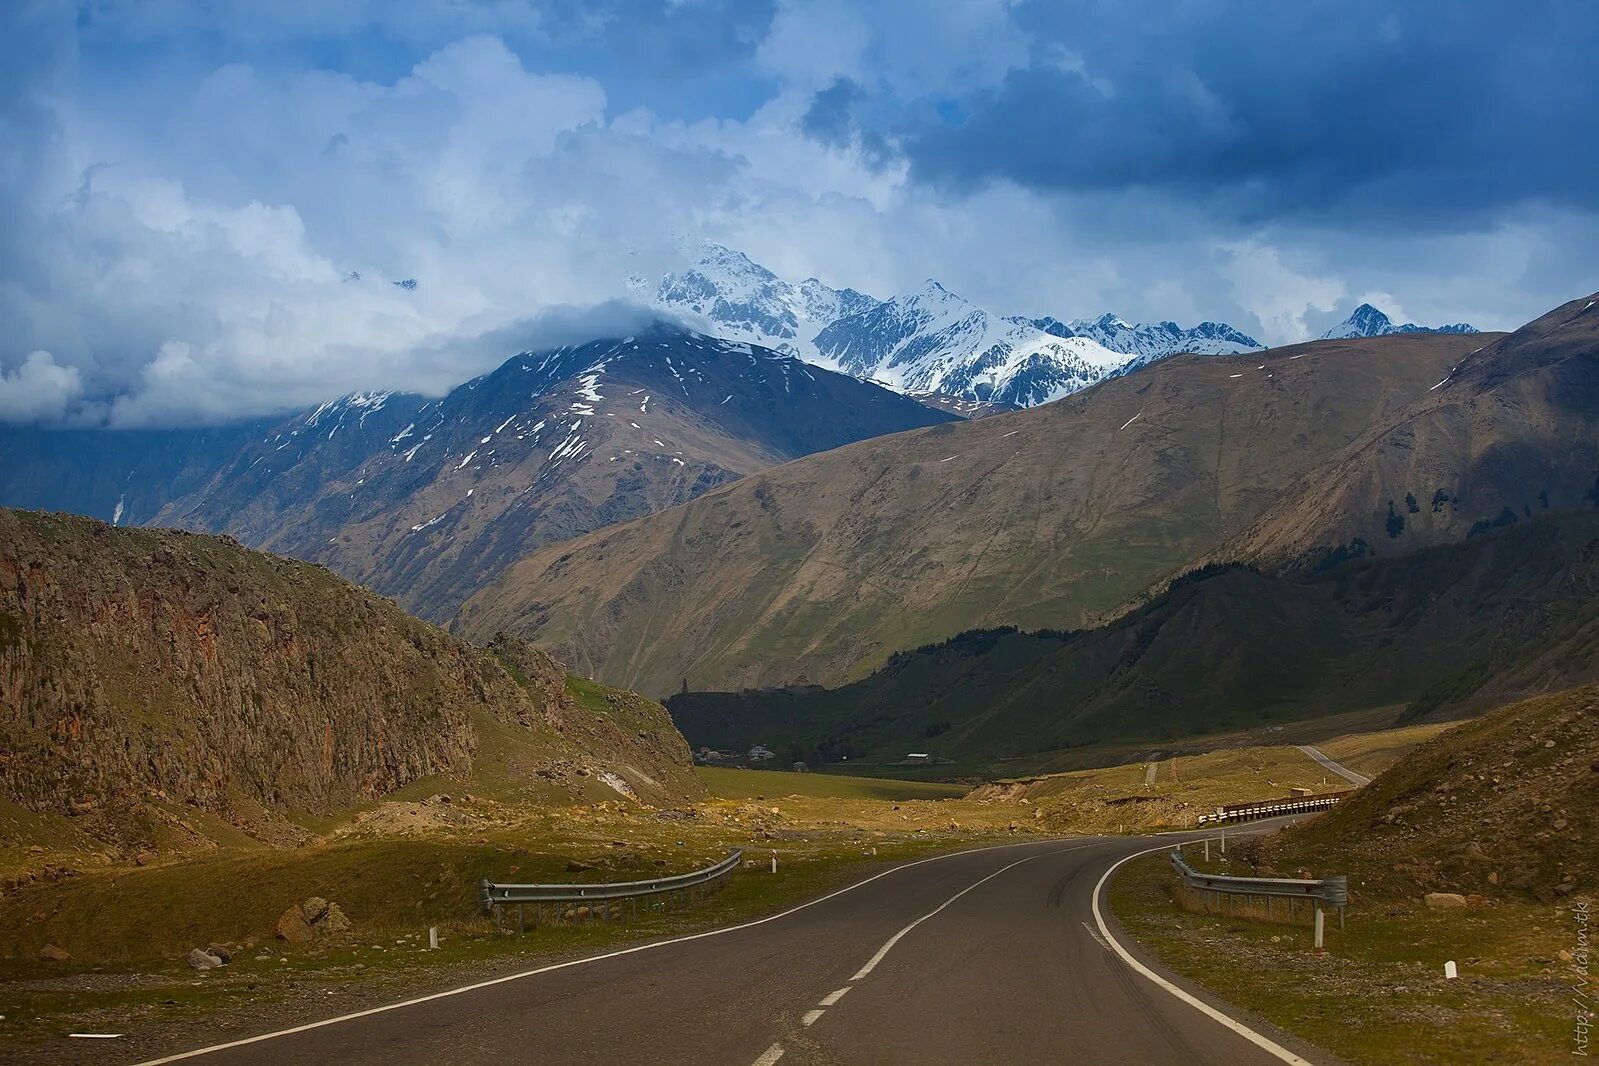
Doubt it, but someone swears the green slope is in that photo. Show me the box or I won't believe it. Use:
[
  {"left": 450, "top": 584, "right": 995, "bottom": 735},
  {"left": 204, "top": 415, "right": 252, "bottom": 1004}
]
[{"left": 665, "top": 510, "right": 1599, "bottom": 774}]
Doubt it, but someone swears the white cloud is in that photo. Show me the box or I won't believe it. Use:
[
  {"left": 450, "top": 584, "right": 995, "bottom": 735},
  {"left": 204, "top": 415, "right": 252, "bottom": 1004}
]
[
  {"left": 2, "top": 10, "right": 1591, "bottom": 427},
  {"left": 0, "top": 351, "right": 83, "bottom": 422},
  {"left": 1216, "top": 240, "right": 1345, "bottom": 342}
]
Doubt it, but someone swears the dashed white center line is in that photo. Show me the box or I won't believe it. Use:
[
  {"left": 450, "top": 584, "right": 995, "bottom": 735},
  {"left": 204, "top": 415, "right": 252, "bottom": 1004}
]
[
  {"left": 752, "top": 1042, "right": 785, "bottom": 1065},
  {"left": 819, "top": 986, "right": 852, "bottom": 1006},
  {"left": 1117, "top": 412, "right": 1142, "bottom": 431},
  {"left": 801, "top": 1009, "right": 825, "bottom": 1027}
]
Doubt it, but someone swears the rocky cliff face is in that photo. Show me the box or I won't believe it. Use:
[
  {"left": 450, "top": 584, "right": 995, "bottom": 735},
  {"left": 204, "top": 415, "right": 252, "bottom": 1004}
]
[{"left": 0, "top": 509, "right": 700, "bottom": 849}]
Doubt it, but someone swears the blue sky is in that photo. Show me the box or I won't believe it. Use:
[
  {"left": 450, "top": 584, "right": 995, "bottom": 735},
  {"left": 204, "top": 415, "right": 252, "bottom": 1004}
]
[{"left": 2, "top": 0, "right": 1596, "bottom": 424}]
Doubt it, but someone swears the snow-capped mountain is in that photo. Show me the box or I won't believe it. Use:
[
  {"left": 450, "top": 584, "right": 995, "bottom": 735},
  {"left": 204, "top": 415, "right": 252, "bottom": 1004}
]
[
  {"left": 811, "top": 281, "right": 1132, "bottom": 407},
  {"left": 1063, "top": 314, "right": 1264, "bottom": 364},
  {"left": 1321, "top": 304, "right": 1479, "bottom": 340},
  {"left": 655, "top": 244, "right": 875, "bottom": 362},
  {"left": 654, "top": 242, "right": 1263, "bottom": 409}
]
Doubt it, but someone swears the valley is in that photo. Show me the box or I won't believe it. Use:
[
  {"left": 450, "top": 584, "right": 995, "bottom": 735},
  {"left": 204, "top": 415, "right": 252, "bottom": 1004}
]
[{"left": 6, "top": 8, "right": 1592, "bottom": 1064}]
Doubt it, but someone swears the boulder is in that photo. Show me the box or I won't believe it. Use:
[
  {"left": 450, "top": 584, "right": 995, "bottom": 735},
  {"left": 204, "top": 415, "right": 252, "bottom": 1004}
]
[
  {"left": 275, "top": 905, "right": 314, "bottom": 944},
  {"left": 565, "top": 860, "right": 595, "bottom": 873},
  {"left": 188, "top": 948, "right": 225, "bottom": 971},
  {"left": 207, "top": 944, "right": 234, "bottom": 964},
  {"left": 1424, "top": 892, "right": 1469, "bottom": 909},
  {"left": 38, "top": 943, "right": 70, "bottom": 962}
]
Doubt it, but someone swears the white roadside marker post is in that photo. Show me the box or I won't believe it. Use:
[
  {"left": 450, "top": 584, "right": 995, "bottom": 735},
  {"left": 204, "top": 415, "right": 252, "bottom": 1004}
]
[
  {"left": 429, "top": 926, "right": 439, "bottom": 950},
  {"left": 1445, "top": 960, "right": 1458, "bottom": 979},
  {"left": 1313, "top": 906, "right": 1324, "bottom": 950},
  {"left": 1220, "top": 829, "right": 1226, "bottom": 856},
  {"left": 1203, "top": 838, "right": 1210, "bottom": 862},
  {"left": 771, "top": 850, "right": 778, "bottom": 874}
]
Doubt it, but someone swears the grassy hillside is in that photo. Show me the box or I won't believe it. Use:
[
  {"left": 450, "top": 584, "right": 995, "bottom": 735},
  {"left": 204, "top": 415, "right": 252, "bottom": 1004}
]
[
  {"left": 665, "top": 510, "right": 1599, "bottom": 770},
  {"left": 457, "top": 332, "right": 1481, "bottom": 695},
  {"left": 1228, "top": 291, "right": 1599, "bottom": 564},
  {"left": 1108, "top": 684, "right": 1597, "bottom": 1064},
  {"left": 0, "top": 509, "right": 701, "bottom": 857},
  {"left": 1264, "top": 682, "right": 1599, "bottom": 903}
]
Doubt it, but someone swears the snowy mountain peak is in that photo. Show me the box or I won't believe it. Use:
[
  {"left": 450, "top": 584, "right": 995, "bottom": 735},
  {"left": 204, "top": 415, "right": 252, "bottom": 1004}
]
[
  {"left": 652, "top": 242, "right": 1266, "bottom": 409},
  {"left": 1321, "top": 303, "right": 1480, "bottom": 340}
]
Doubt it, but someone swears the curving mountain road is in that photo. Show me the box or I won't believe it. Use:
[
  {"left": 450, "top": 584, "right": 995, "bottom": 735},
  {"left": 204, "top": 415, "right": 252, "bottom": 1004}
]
[
  {"left": 136, "top": 830, "right": 1331, "bottom": 1066},
  {"left": 1296, "top": 745, "right": 1373, "bottom": 787}
]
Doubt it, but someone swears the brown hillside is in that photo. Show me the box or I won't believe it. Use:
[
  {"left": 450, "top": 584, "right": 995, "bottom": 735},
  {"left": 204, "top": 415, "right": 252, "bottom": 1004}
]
[
  {"left": 1265, "top": 683, "right": 1598, "bottom": 904},
  {"left": 0, "top": 509, "right": 700, "bottom": 852},
  {"left": 1228, "top": 292, "right": 1599, "bottom": 562},
  {"left": 455, "top": 332, "right": 1485, "bottom": 695}
]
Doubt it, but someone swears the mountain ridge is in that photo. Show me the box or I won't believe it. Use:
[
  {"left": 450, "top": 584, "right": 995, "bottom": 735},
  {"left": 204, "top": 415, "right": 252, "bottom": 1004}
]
[
  {"left": 1321, "top": 302, "right": 1479, "bottom": 339},
  {"left": 654, "top": 242, "right": 1264, "bottom": 409},
  {"left": 1, "top": 326, "right": 953, "bottom": 622},
  {"left": 455, "top": 330, "right": 1486, "bottom": 696}
]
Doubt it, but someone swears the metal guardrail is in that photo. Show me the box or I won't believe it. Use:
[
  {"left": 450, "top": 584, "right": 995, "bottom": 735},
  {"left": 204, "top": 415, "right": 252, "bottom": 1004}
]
[
  {"left": 478, "top": 849, "right": 743, "bottom": 932},
  {"left": 1170, "top": 848, "right": 1347, "bottom": 946},
  {"left": 1196, "top": 791, "right": 1352, "bottom": 825}
]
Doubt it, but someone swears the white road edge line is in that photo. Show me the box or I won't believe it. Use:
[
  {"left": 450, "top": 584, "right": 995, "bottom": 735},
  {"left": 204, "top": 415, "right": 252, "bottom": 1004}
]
[
  {"left": 851, "top": 844, "right": 1088, "bottom": 981},
  {"left": 819, "top": 986, "right": 851, "bottom": 1006},
  {"left": 801, "top": 1009, "right": 825, "bottom": 1027},
  {"left": 752, "top": 1042, "right": 785, "bottom": 1065},
  {"left": 1091, "top": 844, "right": 1316, "bottom": 1066},
  {"left": 134, "top": 838, "right": 1067, "bottom": 1065}
]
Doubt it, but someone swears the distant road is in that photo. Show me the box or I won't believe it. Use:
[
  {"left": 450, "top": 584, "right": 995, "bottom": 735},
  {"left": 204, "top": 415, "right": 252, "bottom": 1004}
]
[
  {"left": 1296, "top": 744, "right": 1372, "bottom": 786},
  {"left": 133, "top": 829, "right": 1329, "bottom": 1066}
]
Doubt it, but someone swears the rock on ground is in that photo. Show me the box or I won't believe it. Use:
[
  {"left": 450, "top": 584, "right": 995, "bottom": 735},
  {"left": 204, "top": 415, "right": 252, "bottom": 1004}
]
[{"left": 275, "top": 905, "right": 314, "bottom": 944}]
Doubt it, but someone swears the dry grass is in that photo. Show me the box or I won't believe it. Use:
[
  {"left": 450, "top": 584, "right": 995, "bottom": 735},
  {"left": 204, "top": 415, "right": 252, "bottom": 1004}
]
[
  {"left": 970, "top": 744, "right": 1347, "bottom": 833},
  {"left": 696, "top": 766, "right": 967, "bottom": 802},
  {"left": 1112, "top": 852, "right": 1580, "bottom": 1064},
  {"left": 1317, "top": 722, "right": 1455, "bottom": 778}
]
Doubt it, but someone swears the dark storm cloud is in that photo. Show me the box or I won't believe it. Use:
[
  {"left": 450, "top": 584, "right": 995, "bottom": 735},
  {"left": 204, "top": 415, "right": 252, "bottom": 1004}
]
[
  {"left": 800, "top": 76, "right": 894, "bottom": 168},
  {"left": 897, "top": 0, "right": 1599, "bottom": 226},
  {"left": 800, "top": 77, "right": 864, "bottom": 148}
]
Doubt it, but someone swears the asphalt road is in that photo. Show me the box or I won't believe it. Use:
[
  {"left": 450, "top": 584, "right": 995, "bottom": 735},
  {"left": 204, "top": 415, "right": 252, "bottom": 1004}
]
[
  {"left": 138, "top": 832, "right": 1330, "bottom": 1066},
  {"left": 1296, "top": 745, "right": 1373, "bottom": 786}
]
